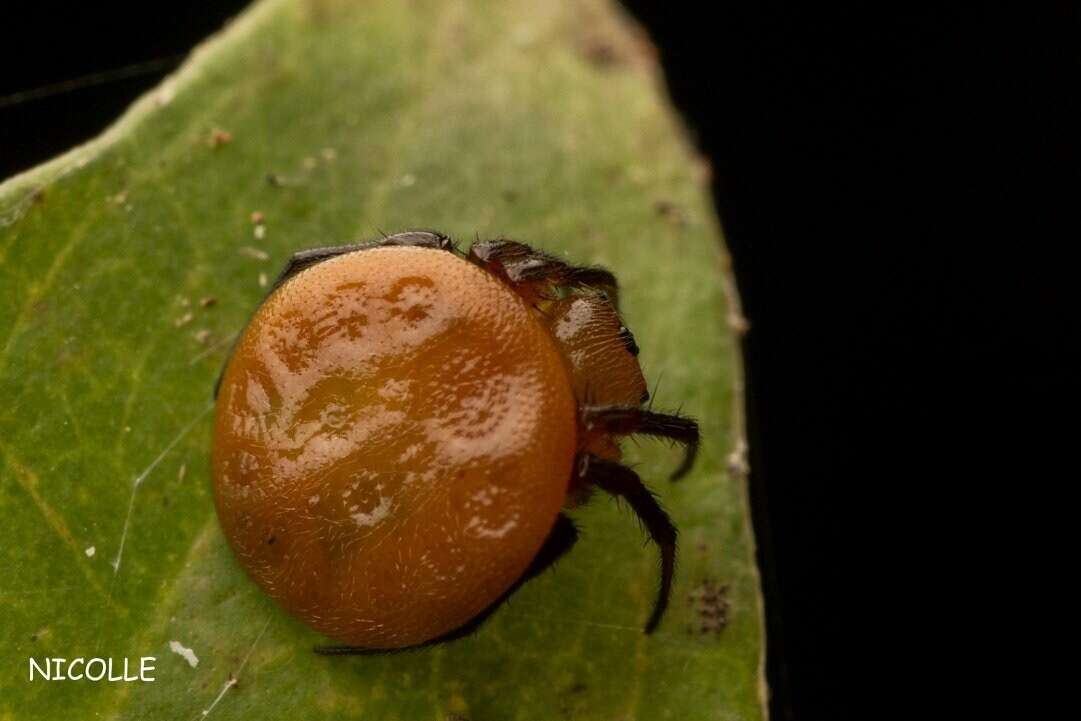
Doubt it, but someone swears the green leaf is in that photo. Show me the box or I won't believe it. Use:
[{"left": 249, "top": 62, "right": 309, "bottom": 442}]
[{"left": 0, "top": 0, "right": 765, "bottom": 718}]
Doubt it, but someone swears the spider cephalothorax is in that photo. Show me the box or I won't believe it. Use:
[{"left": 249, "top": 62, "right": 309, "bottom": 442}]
[{"left": 212, "top": 231, "right": 699, "bottom": 653}]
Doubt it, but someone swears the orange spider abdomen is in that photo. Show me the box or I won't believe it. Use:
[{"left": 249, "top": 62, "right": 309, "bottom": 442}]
[{"left": 212, "top": 246, "right": 578, "bottom": 648}]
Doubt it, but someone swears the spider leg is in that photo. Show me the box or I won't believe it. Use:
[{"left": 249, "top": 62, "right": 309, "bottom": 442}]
[
  {"left": 213, "top": 230, "right": 454, "bottom": 398},
  {"left": 581, "top": 405, "right": 700, "bottom": 480},
  {"left": 313, "top": 513, "right": 580, "bottom": 656},
  {"left": 468, "top": 238, "right": 620, "bottom": 305},
  {"left": 268, "top": 230, "right": 454, "bottom": 294},
  {"left": 583, "top": 455, "right": 677, "bottom": 633}
]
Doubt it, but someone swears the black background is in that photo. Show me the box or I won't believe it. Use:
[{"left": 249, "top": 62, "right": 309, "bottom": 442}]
[{"left": 1, "top": 3, "right": 1070, "bottom": 719}]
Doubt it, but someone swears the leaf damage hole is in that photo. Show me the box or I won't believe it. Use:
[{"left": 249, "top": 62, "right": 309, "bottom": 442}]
[{"left": 169, "top": 640, "right": 200, "bottom": 668}]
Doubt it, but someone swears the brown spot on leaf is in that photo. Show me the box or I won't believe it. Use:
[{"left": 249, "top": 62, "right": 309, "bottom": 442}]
[
  {"left": 558, "top": 680, "right": 590, "bottom": 718},
  {"left": 573, "top": 5, "right": 657, "bottom": 71},
  {"left": 208, "top": 127, "right": 233, "bottom": 148},
  {"left": 688, "top": 578, "right": 729, "bottom": 636},
  {"left": 654, "top": 199, "right": 688, "bottom": 226}
]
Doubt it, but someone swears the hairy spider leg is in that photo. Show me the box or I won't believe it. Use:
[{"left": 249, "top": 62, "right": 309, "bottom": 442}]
[
  {"left": 468, "top": 238, "right": 620, "bottom": 306},
  {"left": 582, "top": 456, "right": 677, "bottom": 633},
  {"left": 581, "top": 405, "right": 700, "bottom": 481}
]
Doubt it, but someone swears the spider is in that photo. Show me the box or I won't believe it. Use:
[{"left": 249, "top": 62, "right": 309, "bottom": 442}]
[{"left": 211, "top": 230, "right": 700, "bottom": 653}]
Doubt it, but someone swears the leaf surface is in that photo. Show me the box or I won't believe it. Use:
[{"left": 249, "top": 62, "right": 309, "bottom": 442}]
[{"left": 0, "top": 1, "right": 764, "bottom": 718}]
